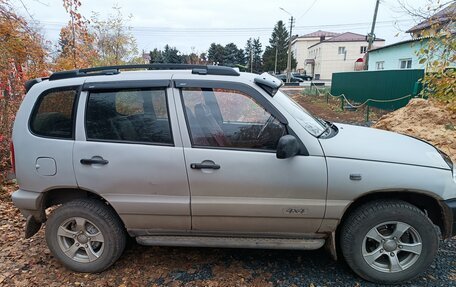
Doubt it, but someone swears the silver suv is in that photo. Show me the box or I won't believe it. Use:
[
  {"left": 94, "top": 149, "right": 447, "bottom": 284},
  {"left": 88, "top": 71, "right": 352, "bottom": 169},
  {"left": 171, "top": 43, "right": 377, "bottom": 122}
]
[{"left": 11, "top": 64, "right": 456, "bottom": 284}]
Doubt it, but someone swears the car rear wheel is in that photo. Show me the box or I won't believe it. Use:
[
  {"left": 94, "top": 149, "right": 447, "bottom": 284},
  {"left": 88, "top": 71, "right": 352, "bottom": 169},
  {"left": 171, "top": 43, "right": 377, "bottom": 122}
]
[
  {"left": 45, "top": 199, "right": 126, "bottom": 273},
  {"left": 340, "top": 200, "right": 439, "bottom": 284}
]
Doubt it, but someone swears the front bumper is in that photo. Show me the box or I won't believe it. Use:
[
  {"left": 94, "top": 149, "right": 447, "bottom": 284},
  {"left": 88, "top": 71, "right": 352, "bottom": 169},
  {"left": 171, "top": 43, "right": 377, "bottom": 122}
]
[{"left": 443, "top": 198, "right": 456, "bottom": 238}]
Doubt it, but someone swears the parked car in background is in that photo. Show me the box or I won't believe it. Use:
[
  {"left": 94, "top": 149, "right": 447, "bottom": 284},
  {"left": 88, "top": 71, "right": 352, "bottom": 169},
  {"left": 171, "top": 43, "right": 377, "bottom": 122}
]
[
  {"left": 292, "top": 72, "right": 313, "bottom": 81},
  {"left": 11, "top": 64, "right": 456, "bottom": 284},
  {"left": 273, "top": 73, "right": 304, "bottom": 83}
]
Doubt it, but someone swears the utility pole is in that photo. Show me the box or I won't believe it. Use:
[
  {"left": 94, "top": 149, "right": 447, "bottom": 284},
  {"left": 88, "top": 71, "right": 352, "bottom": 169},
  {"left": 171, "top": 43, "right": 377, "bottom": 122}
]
[
  {"left": 286, "top": 16, "right": 294, "bottom": 83},
  {"left": 274, "top": 45, "right": 278, "bottom": 74},
  {"left": 365, "top": 0, "right": 380, "bottom": 70},
  {"left": 250, "top": 49, "right": 253, "bottom": 73}
]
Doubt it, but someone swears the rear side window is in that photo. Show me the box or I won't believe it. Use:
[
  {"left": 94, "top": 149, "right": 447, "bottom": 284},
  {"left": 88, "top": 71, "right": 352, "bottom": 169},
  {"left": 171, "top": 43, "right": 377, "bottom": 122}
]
[
  {"left": 85, "top": 89, "right": 173, "bottom": 145},
  {"left": 30, "top": 87, "right": 78, "bottom": 139}
]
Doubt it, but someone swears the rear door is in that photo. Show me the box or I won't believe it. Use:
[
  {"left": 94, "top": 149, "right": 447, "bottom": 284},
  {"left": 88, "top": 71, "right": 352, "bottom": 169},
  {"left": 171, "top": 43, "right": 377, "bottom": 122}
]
[
  {"left": 173, "top": 79, "right": 327, "bottom": 235},
  {"left": 73, "top": 79, "right": 191, "bottom": 232}
]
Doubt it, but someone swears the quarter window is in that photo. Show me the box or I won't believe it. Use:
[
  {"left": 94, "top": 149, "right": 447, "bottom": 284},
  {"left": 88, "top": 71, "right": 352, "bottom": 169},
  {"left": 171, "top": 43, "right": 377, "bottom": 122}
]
[
  {"left": 181, "top": 87, "right": 286, "bottom": 150},
  {"left": 86, "top": 89, "right": 172, "bottom": 144},
  {"left": 30, "top": 87, "right": 78, "bottom": 139}
]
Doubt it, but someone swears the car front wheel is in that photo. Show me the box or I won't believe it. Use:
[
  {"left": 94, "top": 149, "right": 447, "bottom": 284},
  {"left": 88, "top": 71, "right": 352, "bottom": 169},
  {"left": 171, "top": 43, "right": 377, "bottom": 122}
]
[{"left": 340, "top": 200, "right": 439, "bottom": 284}]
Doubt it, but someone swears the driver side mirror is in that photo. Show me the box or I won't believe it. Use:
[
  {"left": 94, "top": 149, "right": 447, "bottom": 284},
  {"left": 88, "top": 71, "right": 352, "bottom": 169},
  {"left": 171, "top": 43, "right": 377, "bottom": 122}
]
[{"left": 276, "top": 135, "right": 300, "bottom": 159}]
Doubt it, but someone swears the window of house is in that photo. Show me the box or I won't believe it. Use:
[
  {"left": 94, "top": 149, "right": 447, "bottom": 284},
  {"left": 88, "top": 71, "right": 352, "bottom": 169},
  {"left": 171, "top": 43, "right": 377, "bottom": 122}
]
[
  {"left": 399, "top": 59, "right": 412, "bottom": 69},
  {"left": 30, "top": 87, "right": 78, "bottom": 139},
  {"left": 338, "top": 47, "right": 346, "bottom": 54},
  {"left": 86, "top": 89, "right": 172, "bottom": 144},
  {"left": 376, "top": 61, "right": 384, "bottom": 70},
  {"left": 360, "top": 46, "right": 367, "bottom": 54},
  {"left": 181, "top": 87, "right": 286, "bottom": 150}
]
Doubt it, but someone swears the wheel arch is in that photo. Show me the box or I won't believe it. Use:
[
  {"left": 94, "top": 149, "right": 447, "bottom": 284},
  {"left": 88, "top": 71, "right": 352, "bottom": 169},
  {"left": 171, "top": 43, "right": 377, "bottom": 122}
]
[
  {"left": 43, "top": 188, "right": 125, "bottom": 225},
  {"left": 336, "top": 190, "right": 450, "bottom": 241}
]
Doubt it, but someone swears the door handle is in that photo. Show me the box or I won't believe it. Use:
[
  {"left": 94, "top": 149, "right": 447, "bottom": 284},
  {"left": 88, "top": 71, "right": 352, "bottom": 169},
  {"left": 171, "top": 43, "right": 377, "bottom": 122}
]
[
  {"left": 80, "top": 157, "right": 109, "bottom": 165},
  {"left": 190, "top": 162, "right": 220, "bottom": 170}
]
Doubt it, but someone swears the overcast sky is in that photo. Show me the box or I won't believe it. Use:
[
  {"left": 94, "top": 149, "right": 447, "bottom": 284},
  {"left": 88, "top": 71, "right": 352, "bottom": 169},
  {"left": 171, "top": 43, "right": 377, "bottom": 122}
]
[{"left": 16, "top": 0, "right": 430, "bottom": 54}]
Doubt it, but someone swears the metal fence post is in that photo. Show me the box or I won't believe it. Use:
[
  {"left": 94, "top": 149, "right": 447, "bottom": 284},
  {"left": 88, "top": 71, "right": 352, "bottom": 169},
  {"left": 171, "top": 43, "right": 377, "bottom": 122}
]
[
  {"left": 340, "top": 97, "right": 344, "bottom": 111},
  {"left": 365, "top": 105, "right": 370, "bottom": 122}
]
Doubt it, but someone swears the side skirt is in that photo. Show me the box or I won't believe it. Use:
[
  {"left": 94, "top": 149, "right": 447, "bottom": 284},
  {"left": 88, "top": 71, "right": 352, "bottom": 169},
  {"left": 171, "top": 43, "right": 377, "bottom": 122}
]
[{"left": 136, "top": 235, "right": 326, "bottom": 250}]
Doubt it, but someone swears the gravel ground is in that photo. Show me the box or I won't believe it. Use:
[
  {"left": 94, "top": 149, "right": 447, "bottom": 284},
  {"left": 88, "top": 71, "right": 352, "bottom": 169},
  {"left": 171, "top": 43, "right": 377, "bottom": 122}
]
[
  {"left": 1, "top": 90, "right": 455, "bottom": 286},
  {"left": 0, "top": 188, "right": 455, "bottom": 287}
]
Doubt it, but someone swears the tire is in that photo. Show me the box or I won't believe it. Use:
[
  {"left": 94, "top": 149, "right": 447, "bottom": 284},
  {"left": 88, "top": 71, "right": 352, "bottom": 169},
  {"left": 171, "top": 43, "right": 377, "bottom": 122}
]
[
  {"left": 45, "top": 199, "right": 126, "bottom": 273},
  {"left": 340, "top": 200, "right": 439, "bottom": 284}
]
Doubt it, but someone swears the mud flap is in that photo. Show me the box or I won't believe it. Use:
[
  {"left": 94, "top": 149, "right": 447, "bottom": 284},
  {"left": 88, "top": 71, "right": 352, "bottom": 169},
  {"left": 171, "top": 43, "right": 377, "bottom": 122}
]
[
  {"left": 324, "top": 231, "right": 337, "bottom": 261},
  {"left": 25, "top": 215, "right": 42, "bottom": 239}
]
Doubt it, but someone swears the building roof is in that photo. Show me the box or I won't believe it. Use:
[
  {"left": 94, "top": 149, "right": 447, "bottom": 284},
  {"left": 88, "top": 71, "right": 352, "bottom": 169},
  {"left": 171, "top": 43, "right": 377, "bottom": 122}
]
[
  {"left": 368, "top": 38, "right": 423, "bottom": 52},
  {"left": 297, "top": 30, "right": 340, "bottom": 38},
  {"left": 406, "top": 3, "right": 456, "bottom": 33},
  {"left": 308, "top": 32, "right": 385, "bottom": 48}
]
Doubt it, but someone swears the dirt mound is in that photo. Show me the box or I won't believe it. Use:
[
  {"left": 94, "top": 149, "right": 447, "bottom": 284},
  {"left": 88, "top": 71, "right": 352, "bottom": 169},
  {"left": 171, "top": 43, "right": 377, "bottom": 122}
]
[{"left": 374, "top": 98, "right": 456, "bottom": 162}]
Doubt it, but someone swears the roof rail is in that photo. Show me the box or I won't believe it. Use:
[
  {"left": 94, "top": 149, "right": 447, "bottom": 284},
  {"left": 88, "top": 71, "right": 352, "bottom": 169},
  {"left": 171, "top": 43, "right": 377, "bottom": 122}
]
[{"left": 48, "top": 64, "right": 240, "bottom": 81}]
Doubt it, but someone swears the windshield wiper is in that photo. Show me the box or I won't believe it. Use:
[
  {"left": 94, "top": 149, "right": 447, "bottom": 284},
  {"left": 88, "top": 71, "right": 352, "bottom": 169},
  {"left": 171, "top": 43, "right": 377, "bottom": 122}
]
[{"left": 316, "top": 118, "right": 332, "bottom": 138}]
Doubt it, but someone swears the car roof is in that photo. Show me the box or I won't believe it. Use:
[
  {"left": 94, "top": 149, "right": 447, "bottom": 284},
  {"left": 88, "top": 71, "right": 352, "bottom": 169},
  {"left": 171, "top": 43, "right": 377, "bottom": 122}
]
[{"left": 26, "top": 64, "right": 283, "bottom": 97}]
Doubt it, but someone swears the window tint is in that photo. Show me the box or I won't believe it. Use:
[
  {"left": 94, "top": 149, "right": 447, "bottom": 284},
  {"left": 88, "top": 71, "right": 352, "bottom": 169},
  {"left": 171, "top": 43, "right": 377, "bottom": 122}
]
[
  {"left": 86, "top": 89, "right": 172, "bottom": 144},
  {"left": 30, "top": 88, "right": 77, "bottom": 139},
  {"left": 181, "top": 87, "right": 286, "bottom": 150}
]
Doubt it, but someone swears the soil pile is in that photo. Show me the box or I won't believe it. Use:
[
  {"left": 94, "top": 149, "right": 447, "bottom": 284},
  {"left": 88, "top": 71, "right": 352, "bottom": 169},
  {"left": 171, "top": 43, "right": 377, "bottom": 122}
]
[{"left": 374, "top": 98, "right": 456, "bottom": 162}]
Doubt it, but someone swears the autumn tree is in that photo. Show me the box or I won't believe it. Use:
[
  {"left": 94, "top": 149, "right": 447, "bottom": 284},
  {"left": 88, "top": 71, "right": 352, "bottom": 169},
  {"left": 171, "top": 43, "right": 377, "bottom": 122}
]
[
  {"left": 0, "top": 0, "right": 48, "bottom": 181},
  {"left": 91, "top": 5, "right": 139, "bottom": 65},
  {"left": 54, "top": 0, "right": 98, "bottom": 70},
  {"left": 400, "top": 1, "right": 455, "bottom": 109}
]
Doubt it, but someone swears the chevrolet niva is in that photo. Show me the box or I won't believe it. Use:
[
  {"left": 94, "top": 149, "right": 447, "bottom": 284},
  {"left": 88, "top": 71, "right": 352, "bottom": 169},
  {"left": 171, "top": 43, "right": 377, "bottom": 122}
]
[{"left": 11, "top": 64, "right": 456, "bottom": 284}]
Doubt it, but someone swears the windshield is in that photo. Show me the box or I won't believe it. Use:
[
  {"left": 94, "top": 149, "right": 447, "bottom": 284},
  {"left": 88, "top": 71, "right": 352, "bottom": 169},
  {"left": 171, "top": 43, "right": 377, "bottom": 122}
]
[{"left": 274, "top": 90, "right": 326, "bottom": 137}]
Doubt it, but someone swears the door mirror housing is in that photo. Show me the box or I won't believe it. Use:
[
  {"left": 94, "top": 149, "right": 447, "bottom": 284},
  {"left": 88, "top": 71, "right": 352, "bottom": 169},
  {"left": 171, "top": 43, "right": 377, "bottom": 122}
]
[{"left": 276, "top": 135, "right": 300, "bottom": 159}]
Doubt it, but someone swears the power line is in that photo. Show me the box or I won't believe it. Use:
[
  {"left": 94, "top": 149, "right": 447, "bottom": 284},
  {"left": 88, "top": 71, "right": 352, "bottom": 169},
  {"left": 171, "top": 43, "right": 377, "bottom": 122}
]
[
  {"left": 297, "top": 0, "right": 319, "bottom": 20},
  {"left": 36, "top": 18, "right": 415, "bottom": 33}
]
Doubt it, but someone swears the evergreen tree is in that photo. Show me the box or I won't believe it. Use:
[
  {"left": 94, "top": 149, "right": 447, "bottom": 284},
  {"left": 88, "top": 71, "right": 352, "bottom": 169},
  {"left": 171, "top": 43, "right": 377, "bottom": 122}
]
[
  {"left": 262, "top": 20, "right": 297, "bottom": 73},
  {"left": 236, "top": 48, "right": 246, "bottom": 66},
  {"left": 223, "top": 43, "right": 240, "bottom": 66},
  {"left": 245, "top": 38, "right": 263, "bottom": 73},
  {"left": 149, "top": 48, "right": 164, "bottom": 63},
  {"left": 162, "top": 45, "right": 182, "bottom": 63},
  {"left": 207, "top": 43, "right": 225, "bottom": 65}
]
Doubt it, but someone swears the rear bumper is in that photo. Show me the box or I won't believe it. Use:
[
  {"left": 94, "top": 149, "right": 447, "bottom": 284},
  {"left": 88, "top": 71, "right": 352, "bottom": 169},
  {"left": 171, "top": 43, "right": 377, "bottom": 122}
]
[
  {"left": 11, "top": 189, "right": 45, "bottom": 238},
  {"left": 442, "top": 198, "right": 456, "bottom": 238},
  {"left": 12, "top": 189, "right": 43, "bottom": 210},
  {"left": 11, "top": 189, "right": 45, "bottom": 222}
]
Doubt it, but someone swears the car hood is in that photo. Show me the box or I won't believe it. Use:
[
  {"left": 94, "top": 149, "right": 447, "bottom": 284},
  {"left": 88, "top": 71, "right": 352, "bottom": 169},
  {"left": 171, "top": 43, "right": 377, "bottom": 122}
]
[{"left": 319, "top": 123, "right": 449, "bottom": 169}]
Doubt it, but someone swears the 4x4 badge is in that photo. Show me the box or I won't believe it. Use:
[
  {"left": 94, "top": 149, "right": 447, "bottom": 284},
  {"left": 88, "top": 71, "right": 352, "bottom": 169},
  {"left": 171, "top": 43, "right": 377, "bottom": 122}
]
[{"left": 283, "top": 208, "right": 308, "bottom": 215}]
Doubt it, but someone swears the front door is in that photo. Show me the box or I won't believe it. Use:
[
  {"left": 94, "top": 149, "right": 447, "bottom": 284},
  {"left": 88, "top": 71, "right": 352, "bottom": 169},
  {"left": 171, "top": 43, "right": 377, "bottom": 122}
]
[
  {"left": 174, "top": 80, "right": 327, "bottom": 235},
  {"left": 73, "top": 81, "right": 191, "bottom": 232}
]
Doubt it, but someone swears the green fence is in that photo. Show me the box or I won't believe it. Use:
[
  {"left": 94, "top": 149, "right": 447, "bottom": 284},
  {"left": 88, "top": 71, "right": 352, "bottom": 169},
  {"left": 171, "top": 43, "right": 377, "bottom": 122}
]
[{"left": 331, "top": 69, "right": 424, "bottom": 110}]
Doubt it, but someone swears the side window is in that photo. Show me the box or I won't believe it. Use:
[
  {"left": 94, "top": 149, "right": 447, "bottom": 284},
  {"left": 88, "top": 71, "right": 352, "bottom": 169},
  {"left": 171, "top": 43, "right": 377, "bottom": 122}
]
[
  {"left": 86, "top": 89, "right": 173, "bottom": 145},
  {"left": 30, "top": 87, "right": 78, "bottom": 139},
  {"left": 181, "top": 87, "right": 286, "bottom": 150}
]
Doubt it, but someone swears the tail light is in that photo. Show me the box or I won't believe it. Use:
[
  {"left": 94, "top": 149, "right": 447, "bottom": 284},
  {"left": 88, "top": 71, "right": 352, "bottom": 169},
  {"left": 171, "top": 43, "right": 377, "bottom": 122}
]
[{"left": 10, "top": 141, "right": 15, "bottom": 175}]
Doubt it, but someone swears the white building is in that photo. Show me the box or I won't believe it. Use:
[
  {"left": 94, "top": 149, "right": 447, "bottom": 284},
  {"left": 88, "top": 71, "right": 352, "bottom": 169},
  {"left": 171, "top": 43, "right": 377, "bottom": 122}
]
[
  {"left": 291, "top": 30, "right": 340, "bottom": 73},
  {"left": 306, "top": 32, "right": 384, "bottom": 80}
]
